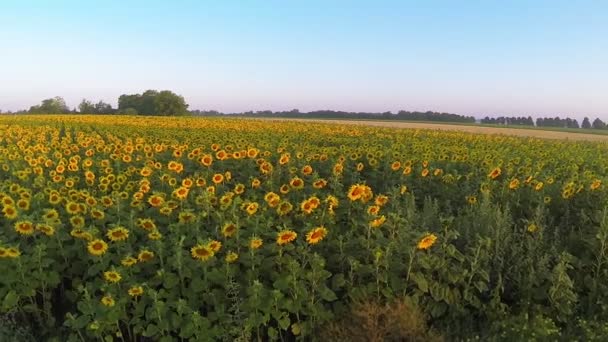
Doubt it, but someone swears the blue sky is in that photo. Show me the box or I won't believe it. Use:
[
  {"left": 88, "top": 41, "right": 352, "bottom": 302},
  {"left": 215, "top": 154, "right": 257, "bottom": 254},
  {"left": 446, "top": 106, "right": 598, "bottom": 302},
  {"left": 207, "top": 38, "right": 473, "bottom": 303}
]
[{"left": 1, "top": 0, "right": 607, "bottom": 119}]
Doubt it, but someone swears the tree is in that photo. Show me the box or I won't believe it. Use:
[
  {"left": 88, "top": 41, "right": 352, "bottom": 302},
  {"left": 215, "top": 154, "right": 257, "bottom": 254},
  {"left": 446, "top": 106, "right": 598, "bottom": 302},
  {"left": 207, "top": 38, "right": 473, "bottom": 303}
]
[
  {"left": 118, "top": 90, "right": 188, "bottom": 116},
  {"left": 78, "top": 99, "right": 96, "bottom": 114},
  {"left": 592, "top": 118, "right": 606, "bottom": 130},
  {"left": 29, "top": 96, "right": 70, "bottom": 114},
  {"left": 153, "top": 90, "right": 188, "bottom": 116},
  {"left": 582, "top": 117, "right": 592, "bottom": 129}
]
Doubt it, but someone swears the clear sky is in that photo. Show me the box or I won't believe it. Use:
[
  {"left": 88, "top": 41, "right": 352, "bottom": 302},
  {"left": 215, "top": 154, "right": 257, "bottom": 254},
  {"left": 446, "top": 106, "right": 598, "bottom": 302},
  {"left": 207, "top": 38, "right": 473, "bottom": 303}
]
[{"left": 1, "top": 0, "right": 607, "bottom": 119}]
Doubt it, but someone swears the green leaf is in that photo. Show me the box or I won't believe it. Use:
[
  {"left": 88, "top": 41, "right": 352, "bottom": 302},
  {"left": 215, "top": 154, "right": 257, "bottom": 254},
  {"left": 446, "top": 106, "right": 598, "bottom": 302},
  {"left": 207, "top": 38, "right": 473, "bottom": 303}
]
[
  {"left": 144, "top": 324, "right": 159, "bottom": 337},
  {"left": 278, "top": 316, "right": 291, "bottom": 330},
  {"left": 411, "top": 273, "right": 429, "bottom": 293},
  {"left": 319, "top": 286, "right": 338, "bottom": 302},
  {"left": 2, "top": 290, "right": 19, "bottom": 310}
]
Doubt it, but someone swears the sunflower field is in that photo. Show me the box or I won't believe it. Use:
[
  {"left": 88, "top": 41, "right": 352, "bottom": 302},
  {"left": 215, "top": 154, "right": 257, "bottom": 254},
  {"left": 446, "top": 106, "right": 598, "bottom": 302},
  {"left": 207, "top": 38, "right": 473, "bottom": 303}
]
[{"left": 1, "top": 115, "right": 608, "bottom": 341}]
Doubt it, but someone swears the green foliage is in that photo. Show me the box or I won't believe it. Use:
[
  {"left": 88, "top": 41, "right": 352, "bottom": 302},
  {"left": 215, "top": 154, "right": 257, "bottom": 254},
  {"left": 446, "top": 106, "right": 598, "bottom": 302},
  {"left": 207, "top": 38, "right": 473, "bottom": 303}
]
[
  {"left": 28, "top": 96, "right": 70, "bottom": 114},
  {"left": 118, "top": 90, "right": 189, "bottom": 116}
]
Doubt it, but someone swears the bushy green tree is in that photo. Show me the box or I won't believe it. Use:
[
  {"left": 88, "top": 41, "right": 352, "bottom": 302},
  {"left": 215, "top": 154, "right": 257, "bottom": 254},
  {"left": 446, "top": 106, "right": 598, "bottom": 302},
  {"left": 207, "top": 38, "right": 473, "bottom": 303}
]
[
  {"left": 118, "top": 90, "right": 188, "bottom": 116},
  {"left": 29, "top": 97, "right": 70, "bottom": 114}
]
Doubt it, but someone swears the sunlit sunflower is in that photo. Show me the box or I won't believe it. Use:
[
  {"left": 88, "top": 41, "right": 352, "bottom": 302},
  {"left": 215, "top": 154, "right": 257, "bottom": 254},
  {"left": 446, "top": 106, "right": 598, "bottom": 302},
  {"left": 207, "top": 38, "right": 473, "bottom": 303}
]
[
  {"left": 121, "top": 255, "right": 138, "bottom": 267},
  {"left": 221, "top": 223, "right": 237, "bottom": 238},
  {"left": 306, "top": 226, "right": 328, "bottom": 245},
  {"left": 488, "top": 167, "right": 502, "bottom": 180},
  {"left": 249, "top": 237, "right": 263, "bottom": 249},
  {"left": 137, "top": 249, "right": 154, "bottom": 262},
  {"left": 2, "top": 205, "right": 18, "bottom": 220},
  {"left": 225, "top": 251, "right": 239, "bottom": 263},
  {"left": 208, "top": 240, "right": 222, "bottom": 252},
  {"left": 128, "top": 286, "right": 144, "bottom": 298},
  {"left": 370, "top": 215, "right": 386, "bottom": 228},
  {"left": 14, "top": 220, "right": 34, "bottom": 235},
  {"left": 101, "top": 295, "right": 115, "bottom": 307},
  {"left": 147, "top": 194, "right": 165, "bottom": 207},
  {"left": 37, "top": 224, "right": 56, "bottom": 236},
  {"left": 6, "top": 247, "right": 20, "bottom": 258},
  {"left": 391, "top": 161, "right": 401, "bottom": 171},
  {"left": 417, "top": 234, "right": 437, "bottom": 250},
  {"left": 87, "top": 239, "right": 109, "bottom": 256},
  {"left": 148, "top": 230, "right": 162, "bottom": 240},
  {"left": 245, "top": 202, "right": 259, "bottom": 216},
  {"left": 106, "top": 227, "right": 129, "bottom": 242},
  {"left": 191, "top": 244, "right": 214, "bottom": 261},
  {"left": 277, "top": 230, "right": 297, "bottom": 245},
  {"left": 103, "top": 270, "right": 122, "bottom": 283},
  {"left": 367, "top": 205, "right": 380, "bottom": 216}
]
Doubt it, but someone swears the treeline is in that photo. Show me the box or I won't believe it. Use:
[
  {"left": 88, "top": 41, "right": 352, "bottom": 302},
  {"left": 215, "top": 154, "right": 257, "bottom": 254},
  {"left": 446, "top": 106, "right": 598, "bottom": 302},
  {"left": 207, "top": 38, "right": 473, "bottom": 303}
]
[
  {"left": 481, "top": 116, "right": 608, "bottom": 129},
  {"left": 5, "top": 90, "right": 189, "bottom": 116},
  {"left": 190, "top": 109, "right": 476, "bottom": 123}
]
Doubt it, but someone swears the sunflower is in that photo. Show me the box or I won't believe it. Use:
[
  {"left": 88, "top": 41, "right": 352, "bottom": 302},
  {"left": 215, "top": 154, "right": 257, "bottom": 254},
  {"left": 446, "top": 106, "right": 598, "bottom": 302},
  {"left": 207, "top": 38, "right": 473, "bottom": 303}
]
[
  {"left": 421, "top": 169, "right": 430, "bottom": 177},
  {"left": 148, "top": 230, "right": 162, "bottom": 240},
  {"left": 128, "top": 286, "right": 144, "bottom": 298},
  {"left": 178, "top": 211, "right": 197, "bottom": 224},
  {"left": 221, "top": 223, "right": 237, "bottom": 238},
  {"left": 289, "top": 177, "right": 304, "bottom": 190},
  {"left": 2, "top": 205, "right": 18, "bottom": 220},
  {"left": 245, "top": 202, "right": 259, "bottom": 216},
  {"left": 391, "top": 161, "right": 401, "bottom": 171},
  {"left": 0, "top": 247, "right": 7, "bottom": 258},
  {"left": 6, "top": 247, "right": 20, "bottom": 258},
  {"left": 370, "top": 215, "right": 386, "bottom": 228},
  {"left": 200, "top": 154, "right": 213, "bottom": 167},
  {"left": 37, "top": 224, "right": 56, "bottom": 236},
  {"left": 234, "top": 183, "right": 245, "bottom": 194},
  {"left": 591, "top": 179, "right": 602, "bottom": 191},
  {"left": 402, "top": 166, "right": 412, "bottom": 175},
  {"left": 14, "top": 220, "right": 35, "bottom": 235},
  {"left": 374, "top": 195, "right": 389, "bottom": 206},
  {"left": 527, "top": 223, "right": 538, "bottom": 233},
  {"left": 488, "top": 167, "right": 502, "bottom": 180},
  {"left": 417, "top": 234, "right": 437, "bottom": 250},
  {"left": 211, "top": 173, "right": 224, "bottom": 184},
  {"left": 191, "top": 244, "right": 214, "bottom": 261},
  {"left": 172, "top": 187, "right": 189, "bottom": 200},
  {"left": 87, "top": 239, "right": 109, "bottom": 256},
  {"left": 508, "top": 179, "right": 520, "bottom": 190},
  {"left": 466, "top": 196, "right": 477, "bottom": 205},
  {"left": 208, "top": 240, "right": 222, "bottom": 252},
  {"left": 65, "top": 201, "right": 80, "bottom": 215},
  {"left": 103, "top": 271, "right": 122, "bottom": 283},
  {"left": 225, "top": 251, "right": 239, "bottom": 263},
  {"left": 147, "top": 194, "right": 165, "bottom": 207},
  {"left": 101, "top": 295, "right": 115, "bottom": 307},
  {"left": 347, "top": 184, "right": 364, "bottom": 201},
  {"left": 107, "top": 227, "right": 129, "bottom": 242},
  {"left": 249, "top": 237, "right": 263, "bottom": 249},
  {"left": 137, "top": 218, "right": 157, "bottom": 231},
  {"left": 535, "top": 182, "right": 544, "bottom": 191},
  {"left": 313, "top": 179, "right": 327, "bottom": 189},
  {"left": 277, "top": 230, "right": 297, "bottom": 245},
  {"left": 121, "top": 256, "right": 138, "bottom": 267},
  {"left": 306, "top": 226, "right": 328, "bottom": 245},
  {"left": 277, "top": 201, "right": 293, "bottom": 216},
  {"left": 300, "top": 199, "right": 315, "bottom": 215},
  {"left": 367, "top": 205, "right": 380, "bottom": 216},
  {"left": 137, "top": 250, "right": 154, "bottom": 262}
]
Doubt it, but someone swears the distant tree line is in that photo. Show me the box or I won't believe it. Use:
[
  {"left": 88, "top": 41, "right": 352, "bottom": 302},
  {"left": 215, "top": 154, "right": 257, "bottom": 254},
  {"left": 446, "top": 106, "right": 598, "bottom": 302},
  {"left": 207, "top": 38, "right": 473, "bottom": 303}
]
[
  {"left": 191, "top": 109, "right": 476, "bottom": 123},
  {"left": 10, "top": 90, "right": 189, "bottom": 116},
  {"left": 481, "top": 115, "right": 608, "bottom": 130}
]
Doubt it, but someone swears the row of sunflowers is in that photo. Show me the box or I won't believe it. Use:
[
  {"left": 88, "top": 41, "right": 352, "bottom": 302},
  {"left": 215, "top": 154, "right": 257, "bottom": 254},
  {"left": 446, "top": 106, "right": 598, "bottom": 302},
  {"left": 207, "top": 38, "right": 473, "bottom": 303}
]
[{"left": 1, "top": 115, "right": 608, "bottom": 341}]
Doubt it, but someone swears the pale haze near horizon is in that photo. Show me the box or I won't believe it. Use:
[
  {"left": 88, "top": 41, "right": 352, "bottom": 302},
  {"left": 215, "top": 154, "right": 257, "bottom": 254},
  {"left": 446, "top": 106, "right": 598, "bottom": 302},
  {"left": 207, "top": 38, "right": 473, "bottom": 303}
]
[{"left": 1, "top": 0, "right": 607, "bottom": 120}]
